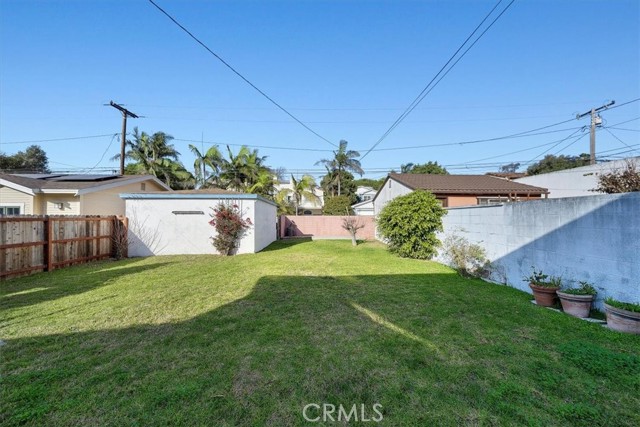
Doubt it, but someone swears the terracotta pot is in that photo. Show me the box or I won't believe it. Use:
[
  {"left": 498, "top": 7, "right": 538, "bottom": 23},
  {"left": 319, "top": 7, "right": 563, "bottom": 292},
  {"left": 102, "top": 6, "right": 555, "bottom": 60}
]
[
  {"left": 529, "top": 283, "right": 559, "bottom": 307},
  {"left": 557, "top": 291, "right": 594, "bottom": 318},
  {"left": 604, "top": 303, "right": 640, "bottom": 335}
]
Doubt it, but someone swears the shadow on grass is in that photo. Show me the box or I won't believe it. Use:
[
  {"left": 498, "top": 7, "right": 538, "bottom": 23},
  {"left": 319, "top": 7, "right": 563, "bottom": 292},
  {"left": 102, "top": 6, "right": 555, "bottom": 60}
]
[
  {"left": 0, "top": 260, "right": 175, "bottom": 310},
  {"left": 1, "top": 273, "right": 639, "bottom": 426},
  {"left": 259, "top": 237, "right": 313, "bottom": 252}
]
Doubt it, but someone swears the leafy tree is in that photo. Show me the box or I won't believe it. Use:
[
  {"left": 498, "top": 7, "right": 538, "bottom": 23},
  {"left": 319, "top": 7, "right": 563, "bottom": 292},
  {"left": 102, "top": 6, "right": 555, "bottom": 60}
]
[
  {"left": 320, "top": 169, "right": 357, "bottom": 202},
  {"left": 353, "top": 178, "right": 385, "bottom": 190},
  {"left": 189, "top": 144, "right": 223, "bottom": 188},
  {"left": 376, "top": 190, "right": 447, "bottom": 259},
  {"left": 526, "top": 154, "right": 590, "bottom": 176},
  {"left": 276, "top": 174, "right": 319, "bottom": 215},
  {"left": 401, "top": 161, "right": 448, "bottom": 175},
  {"left": 499, "top": 162, "right": 521, "bottom": 173},
  {"left": 316, "top": 140, "right": 364, "bottom": 195},
  {"left": 593, "top": 160, "right": 640, "bottom": 193},
  {"left": 0, "top": 145, "right": 50, "bottom": 173},
  {"left": 323, "top": 195, "right": 353, "bottom": 215}
]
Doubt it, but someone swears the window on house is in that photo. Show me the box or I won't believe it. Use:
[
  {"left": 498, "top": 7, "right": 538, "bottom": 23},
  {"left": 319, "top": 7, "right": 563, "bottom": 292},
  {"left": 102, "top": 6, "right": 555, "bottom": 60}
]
[
  {"left": 477, "top": 197, "right": 506, "bottom": 205},
  {"left": 0, "top": 206, "right": 21, "bottom": 215},
  {"left": 141, "top": 183, "right": 146, "bottom": 191},
  {"left": 363, "top": 195, "right": 372, "bottom": 201}
]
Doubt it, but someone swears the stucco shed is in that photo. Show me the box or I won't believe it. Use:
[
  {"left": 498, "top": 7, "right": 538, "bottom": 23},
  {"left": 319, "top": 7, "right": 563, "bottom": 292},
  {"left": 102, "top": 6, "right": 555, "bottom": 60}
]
[{"left": 120, "top": 190, "right": 277, "bottom": 256}]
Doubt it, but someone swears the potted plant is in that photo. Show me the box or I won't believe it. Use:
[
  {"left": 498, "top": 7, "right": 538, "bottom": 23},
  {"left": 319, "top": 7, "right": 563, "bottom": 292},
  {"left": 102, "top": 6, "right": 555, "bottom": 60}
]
[
  {"left": 524, "top": 268, "right": 561, "bottom": 307},
  {"left": 557, "top": 281, "right": 597, "bottom": 318},
  {"left": 604, "top": 298, "right": 640, "bottom": 334}
]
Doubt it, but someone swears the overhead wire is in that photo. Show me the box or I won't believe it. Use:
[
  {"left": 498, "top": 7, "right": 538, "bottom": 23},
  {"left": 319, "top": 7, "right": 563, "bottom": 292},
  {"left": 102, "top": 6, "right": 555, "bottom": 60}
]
[
  {"left": 361, "top": 0, "right": 517, "bottom": 159},
  {"left": 147, "top": 0, "right": 337, "bottom": 148}
]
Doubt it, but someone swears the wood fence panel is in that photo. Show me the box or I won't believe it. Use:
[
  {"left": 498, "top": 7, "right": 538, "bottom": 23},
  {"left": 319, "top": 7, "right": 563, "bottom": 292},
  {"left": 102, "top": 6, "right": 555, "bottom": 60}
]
[{"left": 0, "top": 215, "right": 125, "bottom": 280}]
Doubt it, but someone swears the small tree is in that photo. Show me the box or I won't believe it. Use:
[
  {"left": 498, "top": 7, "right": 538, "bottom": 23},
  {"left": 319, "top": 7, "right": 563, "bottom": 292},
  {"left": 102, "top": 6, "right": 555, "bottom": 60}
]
[
  {"left": 593, "top": 160, "right": 640, "bottom": 193},
  {"left": 323, "top": 195, "right": 353, "bottom": 215},
  {"left": 342, "top": 215, "right": 365, "bottom": 246},
  {"left": 376, "top": 190, "right": 447, "bottom": 259},
  {"left": 441, "top": 233, "right": 490, "bottom": 278},
  {"left": 209, "top": 203, "right": 252, "bottom": 255}
]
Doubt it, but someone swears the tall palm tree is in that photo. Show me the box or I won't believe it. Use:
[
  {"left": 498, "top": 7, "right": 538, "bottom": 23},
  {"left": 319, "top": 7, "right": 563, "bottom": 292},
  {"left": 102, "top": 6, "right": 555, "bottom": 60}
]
[
  {"left": 113, "top": 127, "right": 193, "bottom": 189},
  {"left": 315, "top": 140, "right": 364, "bottom": 195},
  {"left": 189, "top": 144, "right": 223, "bottom": 189},
  {"left": 277, "top": 174, "right": 319, "bottom": 215}
]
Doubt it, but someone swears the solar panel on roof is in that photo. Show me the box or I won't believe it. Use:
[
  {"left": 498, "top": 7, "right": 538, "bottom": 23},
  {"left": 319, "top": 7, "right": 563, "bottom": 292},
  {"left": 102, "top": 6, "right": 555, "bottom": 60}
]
[{"left": 47, "top": 175, "right": 120, "bottom": 182}]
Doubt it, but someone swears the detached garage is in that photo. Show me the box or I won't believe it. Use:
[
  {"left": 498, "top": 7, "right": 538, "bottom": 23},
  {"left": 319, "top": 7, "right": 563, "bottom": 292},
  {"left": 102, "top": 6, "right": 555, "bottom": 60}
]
[{"left": 120, "top": 190, "right": 277, "bottom": 256}]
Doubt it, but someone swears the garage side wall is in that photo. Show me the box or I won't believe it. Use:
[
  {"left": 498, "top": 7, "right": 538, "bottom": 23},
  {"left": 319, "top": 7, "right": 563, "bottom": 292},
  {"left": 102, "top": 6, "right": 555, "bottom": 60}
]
[
  {"left": 125, "top": 198, "right": 258, "bottom": 256},
  {"left": 253, "top": 199, "right": 277, "bottom": 252}
]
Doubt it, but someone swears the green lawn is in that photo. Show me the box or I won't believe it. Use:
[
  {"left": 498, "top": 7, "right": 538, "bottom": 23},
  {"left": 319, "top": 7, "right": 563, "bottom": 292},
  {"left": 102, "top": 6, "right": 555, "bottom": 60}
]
[{"left": 1, "top": 240, "right": 639, "bottom": 426}]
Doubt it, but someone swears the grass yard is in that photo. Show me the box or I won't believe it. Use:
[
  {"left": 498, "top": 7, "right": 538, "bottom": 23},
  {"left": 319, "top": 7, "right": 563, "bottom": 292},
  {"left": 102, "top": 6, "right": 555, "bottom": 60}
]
[{"left": 1, "top": 240, "right": 639, "bottom": 426}]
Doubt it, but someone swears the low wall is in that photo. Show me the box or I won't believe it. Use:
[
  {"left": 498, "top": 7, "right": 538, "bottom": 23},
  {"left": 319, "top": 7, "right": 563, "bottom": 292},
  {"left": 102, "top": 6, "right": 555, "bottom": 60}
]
[
  {"left": 280, "top": 215, "right": 376, "bottom": 240},
  {"left": 436, "top": 193, "right": 640, "bottom": 309}
]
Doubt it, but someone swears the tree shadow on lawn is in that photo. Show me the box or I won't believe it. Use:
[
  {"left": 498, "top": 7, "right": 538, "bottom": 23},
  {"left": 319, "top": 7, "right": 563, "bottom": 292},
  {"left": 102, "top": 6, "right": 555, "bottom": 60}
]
[
  {"left": 2, "top": 273, "right": 639, "bottom": 426},
  {"left": 0, "top": 259, "right": 176, "bottom": 311}
]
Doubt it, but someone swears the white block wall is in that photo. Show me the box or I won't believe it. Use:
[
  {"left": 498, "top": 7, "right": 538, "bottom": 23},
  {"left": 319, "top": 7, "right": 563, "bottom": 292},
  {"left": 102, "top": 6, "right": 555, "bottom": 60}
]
[{"left": 437, "top": 192, "right": 640, "bottom": 308}]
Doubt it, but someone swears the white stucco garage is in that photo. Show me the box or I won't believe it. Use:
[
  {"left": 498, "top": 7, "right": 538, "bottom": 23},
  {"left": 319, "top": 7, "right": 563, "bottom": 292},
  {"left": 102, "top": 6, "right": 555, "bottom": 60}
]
[{"left": 120, "top": 190, "right": 277, "bottom": 256}]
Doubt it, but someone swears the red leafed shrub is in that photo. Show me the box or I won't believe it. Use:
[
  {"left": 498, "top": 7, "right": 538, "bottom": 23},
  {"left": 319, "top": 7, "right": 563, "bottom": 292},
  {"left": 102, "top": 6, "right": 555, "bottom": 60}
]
[{"left": 209, "top": 203, "right": 252, "bottom": 255}]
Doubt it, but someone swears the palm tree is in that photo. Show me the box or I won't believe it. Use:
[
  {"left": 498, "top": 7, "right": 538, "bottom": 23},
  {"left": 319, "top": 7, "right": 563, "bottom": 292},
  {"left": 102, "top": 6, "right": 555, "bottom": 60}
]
[
  {"left": 315, "top": 140, "right": 364, "bottom": 195},
  {"left": 400, "top": 163, "right": 414, "bottom": 173},
  {"left": 220, "top": 146, "right": 269, "bottom": 192},
  {"left": 113, "top": 127, "right": 193, "bottom": 189},
  {"left": 189, "top": 144, "right": 223, "bottom": 189},
  {"left": 248, "top": 169, "right": 277, "bottom": 198},
  {"left": 277, "top": 174, "right": 319, "bottom": 215}
]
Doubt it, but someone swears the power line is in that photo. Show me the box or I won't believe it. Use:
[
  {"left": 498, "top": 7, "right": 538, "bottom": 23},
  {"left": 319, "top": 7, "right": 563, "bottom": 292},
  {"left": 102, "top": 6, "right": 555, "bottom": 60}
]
[
  {"left": 0, "top": 133, "right": 118, "bottom": 145},
  {"left": 602, "top": 127, "right": 640, "bottom": 154},
  {"left": 361, "top": 0, "right": 517, "bottom": 159},
  {"left": 83, "top": 134, "right": 119, "bottom": 173},
  {"left": 524, "top": 128, "right": 588, "bottom": 165},
  {"left": 605, "top": 97, "right": 640, "bottom": 111},
  {"left": 147, "top": 0, "right": 337, "bottom": 148}
]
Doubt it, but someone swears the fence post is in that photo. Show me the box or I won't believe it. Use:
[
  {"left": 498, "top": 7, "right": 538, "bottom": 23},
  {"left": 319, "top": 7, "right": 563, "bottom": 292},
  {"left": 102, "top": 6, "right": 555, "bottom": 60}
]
[
  {"left": 44, "top": 216, "right": 54, "bottom": 271},
  {"left": 122, "top": 216, "right": 129, "bottom": 258}
]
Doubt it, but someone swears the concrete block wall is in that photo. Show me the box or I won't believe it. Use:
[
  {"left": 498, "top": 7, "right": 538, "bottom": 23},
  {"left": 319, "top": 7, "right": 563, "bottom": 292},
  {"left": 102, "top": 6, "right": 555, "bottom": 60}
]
[
  {"left": 280, "top": 215, "right": 376, "bottom": 240},
  {"left": 436, "top": 193, "right": 640, "bottom": 309}
]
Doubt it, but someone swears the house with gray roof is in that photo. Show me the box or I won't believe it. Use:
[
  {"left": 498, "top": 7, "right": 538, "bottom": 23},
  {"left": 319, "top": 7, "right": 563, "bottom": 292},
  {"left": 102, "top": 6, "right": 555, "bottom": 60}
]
[{"left": 0, "top": 173, "right": 171, "bottom": 216}]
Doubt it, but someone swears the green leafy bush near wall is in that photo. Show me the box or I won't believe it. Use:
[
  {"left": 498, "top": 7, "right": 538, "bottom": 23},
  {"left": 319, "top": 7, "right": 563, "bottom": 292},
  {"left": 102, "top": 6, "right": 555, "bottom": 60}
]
[{"left": 376, "top": 190, "right": 446, "bottom": 259}]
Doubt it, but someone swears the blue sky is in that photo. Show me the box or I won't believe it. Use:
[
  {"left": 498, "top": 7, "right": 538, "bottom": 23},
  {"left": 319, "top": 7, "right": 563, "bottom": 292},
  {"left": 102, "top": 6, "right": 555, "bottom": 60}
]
[{"left": 1, "top": 0, "right": 639, "bottom": 179}]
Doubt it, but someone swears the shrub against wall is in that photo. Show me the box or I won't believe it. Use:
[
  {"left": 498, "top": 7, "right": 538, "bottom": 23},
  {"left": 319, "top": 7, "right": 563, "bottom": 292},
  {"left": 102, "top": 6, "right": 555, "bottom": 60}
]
[
  {"left": 441, "top": 233, "right": 490, "bottom": 278},
  {"left": 376, "top": 190, "right": 446, "bottom": 259},
  {"left": 209, "top": 203, "right": 252, "bottom": 255}
]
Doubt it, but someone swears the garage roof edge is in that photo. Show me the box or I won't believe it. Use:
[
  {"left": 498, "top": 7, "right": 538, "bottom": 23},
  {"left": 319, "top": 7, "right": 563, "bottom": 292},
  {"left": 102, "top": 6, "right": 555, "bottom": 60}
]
[{"left": 119, "top": 192, "right": 278, "bottom": 206}]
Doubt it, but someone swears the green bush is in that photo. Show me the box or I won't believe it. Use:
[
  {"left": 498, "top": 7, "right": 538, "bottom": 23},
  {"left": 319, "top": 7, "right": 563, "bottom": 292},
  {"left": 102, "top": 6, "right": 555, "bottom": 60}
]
[
  {"left": 323, "top": 195, "right": 353, "bottom": 215},
  {"left": 441, "top": 233, "right": 490, "bottom": 278},
  {"left": 376, "top": 190, "right": 446, "bottom": 259}
]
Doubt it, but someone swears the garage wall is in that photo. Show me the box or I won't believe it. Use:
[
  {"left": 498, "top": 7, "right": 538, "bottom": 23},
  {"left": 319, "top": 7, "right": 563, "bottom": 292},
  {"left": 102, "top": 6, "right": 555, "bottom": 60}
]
[
  {"left": 124, "top": 196, "right": 276, "bottom": 256},
  {"left": 254, "top": 199, "right": 277, "bottom": 252}
]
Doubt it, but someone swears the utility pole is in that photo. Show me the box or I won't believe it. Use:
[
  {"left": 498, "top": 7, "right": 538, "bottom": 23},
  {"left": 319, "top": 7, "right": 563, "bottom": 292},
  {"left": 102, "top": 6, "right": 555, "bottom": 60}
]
[
  {"left": 107, "top": 101, "right": 139, "bottom": 175},
  {"left": 576, "top": 100, "right": 615, "bottom": 165}
]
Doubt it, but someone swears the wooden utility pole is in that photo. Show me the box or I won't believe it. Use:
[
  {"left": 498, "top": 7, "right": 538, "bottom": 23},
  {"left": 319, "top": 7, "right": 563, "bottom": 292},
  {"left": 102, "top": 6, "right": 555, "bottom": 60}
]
[
  {"left": 576, "top": 101, "right": 615, "bottom": 165},
  {"left": 108, "top": 101, "right": 139, "bottom": 175}
]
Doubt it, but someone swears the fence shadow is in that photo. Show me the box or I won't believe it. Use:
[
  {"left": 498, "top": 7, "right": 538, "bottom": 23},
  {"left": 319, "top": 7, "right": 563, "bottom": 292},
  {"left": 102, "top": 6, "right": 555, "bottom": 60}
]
[{"left": 0, "top": 260, "right": 174, "bottom": 310}]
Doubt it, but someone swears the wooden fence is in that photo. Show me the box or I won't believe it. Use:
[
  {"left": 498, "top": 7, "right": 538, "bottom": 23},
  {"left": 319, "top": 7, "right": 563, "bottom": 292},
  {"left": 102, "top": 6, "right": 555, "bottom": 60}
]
[{"left": 0, "top": 215, "right": 128, "bottom": 280}]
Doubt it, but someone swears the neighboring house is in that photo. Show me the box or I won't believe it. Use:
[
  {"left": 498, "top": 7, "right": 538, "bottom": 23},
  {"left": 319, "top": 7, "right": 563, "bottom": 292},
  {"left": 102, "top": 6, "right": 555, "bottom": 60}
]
[
  {"left": 120, "top": 189, "right": 277, "bottom": 256},
  {"left": 352, "top": 199, "right": 374, "bottom": 216},
  {"left": 514, "top": 156, "right": 640, "bottom": 198},
  {"left": 355, "top": 186, "right": 376, "bottom": 202},
  {"left": 373, "top": 173, "right": 548, "bottom": 214},
  {"left": 274, "top": 178, "right": 324, "bottom": 215},
  {"left": 0, "top": 174, "right": 171, "bottom": 216}
]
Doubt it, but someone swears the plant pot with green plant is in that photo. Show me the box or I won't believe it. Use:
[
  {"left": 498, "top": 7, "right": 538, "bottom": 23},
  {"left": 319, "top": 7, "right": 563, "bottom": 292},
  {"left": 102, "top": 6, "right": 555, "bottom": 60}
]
[
  {"left": 557, "top": 281, "right": 597, "bottom": 318},
  {"left": 604, "top": 298, "right": 640, "bottom": 334},
  {"left": 524, "top": 268, "right": 561, "bottom": 307}
]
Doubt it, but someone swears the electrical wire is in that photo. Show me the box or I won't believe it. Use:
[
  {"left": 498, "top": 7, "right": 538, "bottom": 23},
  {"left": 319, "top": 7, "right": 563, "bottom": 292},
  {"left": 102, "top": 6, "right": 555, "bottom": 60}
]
[
  {"left": 0, "top": 133, "right": 119, "bottom": 145},
  {"left": 83, "top": 134, "right": 119, "bottom": 173},
  {"left": 361, "top": 0, "right": 517, "bottom": 159},
  {"left": 602, "top": 127, "right": 640, "bottom": 154},
  {"left": 147, "top": 0, "right": 337, "bottom": 148}
]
